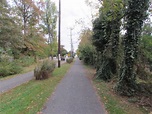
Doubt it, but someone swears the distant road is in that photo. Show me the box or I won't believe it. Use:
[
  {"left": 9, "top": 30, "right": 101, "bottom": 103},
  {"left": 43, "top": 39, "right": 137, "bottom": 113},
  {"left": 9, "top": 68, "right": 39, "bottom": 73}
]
[{"left": 0, "top": 71, "right": 34, "bottom": 93}]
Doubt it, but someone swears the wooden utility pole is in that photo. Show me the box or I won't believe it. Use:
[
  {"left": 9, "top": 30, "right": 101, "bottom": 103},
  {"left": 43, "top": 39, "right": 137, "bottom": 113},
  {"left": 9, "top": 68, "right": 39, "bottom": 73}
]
[{"left": 58, "top": 0, "right": 61, "bottom": 68}]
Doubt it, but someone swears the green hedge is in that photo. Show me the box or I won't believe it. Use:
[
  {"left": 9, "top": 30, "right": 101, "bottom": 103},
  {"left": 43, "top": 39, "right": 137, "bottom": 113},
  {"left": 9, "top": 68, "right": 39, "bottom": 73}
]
[
  {"left": 16, "top": 56, "right": 35, "bottom": 67},
  {"left": 0, "top": 61, "right": 23, "bottom": 77}
]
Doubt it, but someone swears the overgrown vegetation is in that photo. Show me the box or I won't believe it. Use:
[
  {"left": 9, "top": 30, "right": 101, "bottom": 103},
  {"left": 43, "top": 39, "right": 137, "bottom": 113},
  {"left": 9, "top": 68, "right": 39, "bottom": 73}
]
[
  {"left": 0, "top": 0, "right": 58, "bottom": 78},
  {"left": 85, "top": 64, "right": 144, "bottom": 114},
  {"left": 0, "top": 60, "right": 23, "bottom": 77},
  {"left": 0, "top": 56, "right": 35, "bottom": 77},
  {"left": 66, "top": 57, "right": 73, "bottom": 64},
  {"left": 85, "top": 64, "right": 145, "bottom": 114},
  {"left": 34, "top": 60, "right": 55, "bottom": 80},
  {"left": 0, "top": 63, "right": 71, "bottom": 114},
  {"left": 77, "top": 29, "right": 96, "bottom": 65},
  {"left": 78, "top": 0, "right": 152, "bottom": 113},
  {"left": 115, "top": 0, "right": 149, "bottom": 96}
]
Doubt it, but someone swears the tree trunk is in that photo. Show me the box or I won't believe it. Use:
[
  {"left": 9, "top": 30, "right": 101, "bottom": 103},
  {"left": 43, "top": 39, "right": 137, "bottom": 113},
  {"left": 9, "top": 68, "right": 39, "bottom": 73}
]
[{"left": 116, "top": 0, "right": 149, "bottom": 96}]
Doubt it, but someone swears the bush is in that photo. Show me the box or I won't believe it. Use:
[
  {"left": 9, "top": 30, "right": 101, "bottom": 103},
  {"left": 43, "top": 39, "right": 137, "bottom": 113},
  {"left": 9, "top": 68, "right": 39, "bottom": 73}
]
[
  {"left": 66, "top": 57, "right": 73, "bottom": 64},
  {"left": 34, "top": 60, "right": 55, "bottom": 80},
  {"left": 0, "top": 61, "right": 23, "bottom": 77},
  {"left": 17, "top": 56, "right": 35, "bottom": 67},
  {"left": 95, "top": 58, "right": 116, "bottom": 81}
]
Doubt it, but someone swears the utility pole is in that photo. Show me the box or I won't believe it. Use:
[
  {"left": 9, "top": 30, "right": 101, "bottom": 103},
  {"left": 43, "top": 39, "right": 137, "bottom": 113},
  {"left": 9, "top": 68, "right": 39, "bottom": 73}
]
[
  {"left": 70, "top": 28, "right": 74, "bottom": 57},
  {"left": 58, "top": 0, "right": 61, "bottom": 68}
]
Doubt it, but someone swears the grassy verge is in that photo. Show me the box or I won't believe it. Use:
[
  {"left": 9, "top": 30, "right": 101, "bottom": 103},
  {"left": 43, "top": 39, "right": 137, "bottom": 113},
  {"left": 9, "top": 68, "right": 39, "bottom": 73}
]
[
  {"left": 0, "top": 63, "right": 36, "bottom": 81},
  {"left": 84, "top": 65, "right": 144, "bottom": 114},
  {"left": 0, "top": 58, "right": 58, "bottom": 80},
  {"left": 0, "top": 63, "right": 71, "bottom": 114}
]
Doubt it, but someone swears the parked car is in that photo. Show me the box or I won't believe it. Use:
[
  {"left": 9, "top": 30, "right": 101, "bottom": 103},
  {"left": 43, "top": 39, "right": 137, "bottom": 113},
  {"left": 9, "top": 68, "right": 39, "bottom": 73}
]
[{"left": 61, "top": 56, "right": 65, "bottom": 61}]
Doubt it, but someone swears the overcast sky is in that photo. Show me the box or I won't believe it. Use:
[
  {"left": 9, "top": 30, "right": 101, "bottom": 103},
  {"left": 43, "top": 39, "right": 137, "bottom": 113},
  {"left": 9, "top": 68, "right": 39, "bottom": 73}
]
[{"left": 52, "top": 0, "right": 95, "bottom": 52}]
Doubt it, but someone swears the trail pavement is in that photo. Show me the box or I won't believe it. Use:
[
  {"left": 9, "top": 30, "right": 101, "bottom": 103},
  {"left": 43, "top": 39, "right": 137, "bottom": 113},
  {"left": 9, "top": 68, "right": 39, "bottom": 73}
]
[
  {"left": 42, "top": 59, "right": 107, "bottom": 114},
  {"left": 0, "top": 71, "right": 33, "bottom": 93}
]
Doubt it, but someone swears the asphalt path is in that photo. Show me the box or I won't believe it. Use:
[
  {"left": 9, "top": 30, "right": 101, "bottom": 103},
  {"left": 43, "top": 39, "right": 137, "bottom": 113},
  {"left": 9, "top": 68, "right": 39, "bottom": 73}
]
[
  {"left": 42, "top": 59, "right": 107, "bottom": 114},
  {"left": 0, "top": 71, "right": 33, "bottom": 93},
  {"left": 0, "top": 60, "right": 65, "bottom": 93}
]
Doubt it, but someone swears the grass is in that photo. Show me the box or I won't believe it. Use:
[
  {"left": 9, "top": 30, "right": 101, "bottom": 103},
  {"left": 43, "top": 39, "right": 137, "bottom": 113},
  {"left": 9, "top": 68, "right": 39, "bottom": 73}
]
[
  {"left": 0, "top": 63, "right": 71, "bottom": 114},
  {"left": 84, "top": 65, "right": 144, "bottom": 114},
  {"left": 0, "top": 58, "right": 58, "bottom": 81},
  {"left": 94, "top": 80, "right": 128, "bottom": 114},
  {"left": 0, "top": 63, "right": 36, "bottom": 81}
]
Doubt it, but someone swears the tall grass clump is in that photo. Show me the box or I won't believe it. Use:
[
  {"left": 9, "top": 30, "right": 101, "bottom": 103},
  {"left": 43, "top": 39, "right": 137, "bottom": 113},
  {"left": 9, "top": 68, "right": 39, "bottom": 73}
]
[
  {"left": 66, "top": 57, "right": 73, "bottom": 64},
  {"left": 34, "top": 60, "right": 55, "bottom": 80}
]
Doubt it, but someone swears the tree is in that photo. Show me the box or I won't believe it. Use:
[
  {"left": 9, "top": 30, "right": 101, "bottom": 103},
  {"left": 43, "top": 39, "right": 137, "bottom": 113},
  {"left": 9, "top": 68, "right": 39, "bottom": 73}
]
[
  {"left": 61, "top": 47, "right": 67, "bottom": 56},
  {"left": 138, "top": 20, "right": 152, "bottom": 72},
  {"left": 12, "top": 0, "right": 50, "bottom": 60},
  {"left": 13, "top": 0, "right": 42, "bottom": 54},
  {"left": 92, "top": 0, "right": 123, "bottom": 81},
  {"left": 116, "top": 0, "right": 149, "bottom": 96},
  {"left": 142, "top": 21, "right": 152, "bottom": 36},
  {"left": 0, "top": 0, "right": 23, "bottom": 55},
  {"left": 42, "top": 0, "right": 57, "bottom": 59},
  {"left": 78, "top": 29, "right": 96, "bottom": 65}
]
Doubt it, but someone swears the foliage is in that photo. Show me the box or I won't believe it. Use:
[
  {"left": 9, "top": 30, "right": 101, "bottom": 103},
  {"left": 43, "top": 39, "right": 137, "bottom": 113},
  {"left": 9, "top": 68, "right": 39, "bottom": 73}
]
[
  {"left": 61, "top": 47, "right": 68, "bottom": 56},
  {"left": 84, "top": 64, "right": 144, "bottom": 114},
  {"left": 34, "top": 60, "right": 55, "bottom": 80},
  {"left": 93, "top": 78, "right": 144, "bottom": 114},
  {"left": 92, "top": 17, "right": 109, "bottom": 52},
  {"left": 140, "top": 35, "right": 152, "bottom": 64},
  {"left": 42, "top": 0, "right": 58, "bottom": 59},
  {"left": 142, "top": 21, "right": 152, "bottom": 36},
  {"left": 116, "top": 0, "right": 149, "bottom": 96},
  {"left": 12, "top": 0, "right": 57, "bottom": 60},
  {"left": 78, "top": 29, "right": 96, "bottom": 65},
  {"left": 92, "top": 0, "right": 123, "bottom": 81},
  {"left": 17, "top": 56, "right": 35, "bottom": 67},
  {"left": 0, "top": 55, "right": 37, "bottom": 77},
  {"left": 78, "top": 45, "right": 96, "bottom": 65},
  {"left": 96, "top": 57, "right": 116, "bottom": 81},
  {"left": 0, "top": 0, "right": 58, "bottom": 78},
  {"left": 0, "top": 60, "right": 23, "bottom": 77},
  {"left": 136, "top": 21, "right": 152, "bottom": 91},
  {"left": 140, "top": 21, "right": 152, "bottom": 63},
  {"left": 0, "top": 1, "right": 23, "bottom": 50},
  {"left": 66, "top": 57, "right": 73, "bottom": 64},
  {"left": 0, "top": 63, "right": 71, "bottom": 114}
]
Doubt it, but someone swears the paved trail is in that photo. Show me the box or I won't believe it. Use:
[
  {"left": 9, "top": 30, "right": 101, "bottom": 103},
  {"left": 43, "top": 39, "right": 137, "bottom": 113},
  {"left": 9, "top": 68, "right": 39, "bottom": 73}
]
[
  {"left": 0, "top": 71, "right": 33, "bottom": 93},
  {"left": 42, "top": 59, "right": 106, "bottom": 114}
]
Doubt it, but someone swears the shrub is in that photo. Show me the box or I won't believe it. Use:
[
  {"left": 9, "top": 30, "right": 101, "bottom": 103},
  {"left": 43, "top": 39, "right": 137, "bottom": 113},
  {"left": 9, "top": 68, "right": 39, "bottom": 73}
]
[
  {"left": 0, "top": 61, "right": 23, "bottom": 77},
  {"left": 16, "top": 56, "right": 35, "bottom": 67},
  {"left": 10, "top": 62, "right": 23, "bottom": 74},
  {"left": 34, "top": 60, "right": 55, "bottom": 80},
  {"left": 66, "top": 57, "right": 73, "bottom": 64}
]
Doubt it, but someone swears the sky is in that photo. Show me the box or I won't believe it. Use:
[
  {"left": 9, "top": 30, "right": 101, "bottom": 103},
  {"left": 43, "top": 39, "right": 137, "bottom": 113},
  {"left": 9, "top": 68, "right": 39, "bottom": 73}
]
[
  {"left": 8, "top": 0, "right": 98, "bottom": 52},
  {"left": 52, "top": 0, "right": 95, "bottom": 52},
  {"left": 52, "top": 0, "right": 152, "bottom": 52}
]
